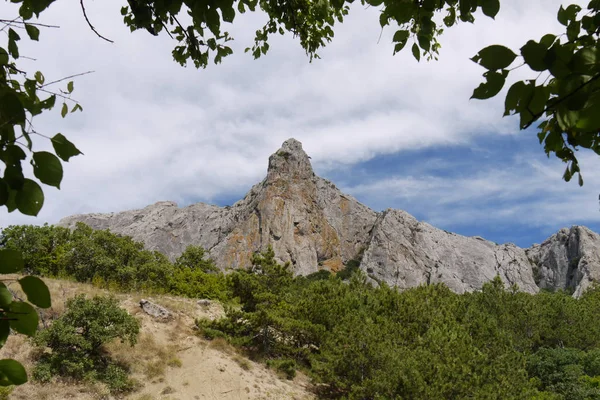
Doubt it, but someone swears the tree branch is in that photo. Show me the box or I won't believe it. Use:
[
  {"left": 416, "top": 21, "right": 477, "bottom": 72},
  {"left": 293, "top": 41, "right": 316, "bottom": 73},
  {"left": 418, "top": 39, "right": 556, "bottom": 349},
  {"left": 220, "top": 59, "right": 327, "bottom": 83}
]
[
  {"left": 80, "top": 0, "right": 114, "bottom": 43},
  {"left": 0, "top": 19, "right": 60, "bottom": 29},
  {"left": 523, "top": 73, "right": 600, "bottom": 130},
  {"left": 40, "top": 70, "right": 94, "bottom": 88}
]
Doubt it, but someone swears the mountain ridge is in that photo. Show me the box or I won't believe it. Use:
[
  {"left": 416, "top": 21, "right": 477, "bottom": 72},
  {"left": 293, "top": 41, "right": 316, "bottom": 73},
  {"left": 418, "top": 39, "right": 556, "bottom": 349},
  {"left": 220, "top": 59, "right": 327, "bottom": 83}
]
[{"left": 59, "top": 139, "right": 600, "bottom": 295}]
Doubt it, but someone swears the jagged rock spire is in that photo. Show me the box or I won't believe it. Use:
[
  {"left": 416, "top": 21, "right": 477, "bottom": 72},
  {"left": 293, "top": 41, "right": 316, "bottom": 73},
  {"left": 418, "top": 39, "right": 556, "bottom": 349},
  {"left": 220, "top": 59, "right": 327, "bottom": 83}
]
[{"left": 267, "top": 138, "right": 314, "bottom": 181}]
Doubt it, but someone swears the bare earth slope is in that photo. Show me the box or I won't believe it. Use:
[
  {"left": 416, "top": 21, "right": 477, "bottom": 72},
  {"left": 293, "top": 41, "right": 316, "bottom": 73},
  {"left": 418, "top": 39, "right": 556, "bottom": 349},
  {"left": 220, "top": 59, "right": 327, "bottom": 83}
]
[{"left": 59, "top": 139, "right": 600, "bottom": 295}]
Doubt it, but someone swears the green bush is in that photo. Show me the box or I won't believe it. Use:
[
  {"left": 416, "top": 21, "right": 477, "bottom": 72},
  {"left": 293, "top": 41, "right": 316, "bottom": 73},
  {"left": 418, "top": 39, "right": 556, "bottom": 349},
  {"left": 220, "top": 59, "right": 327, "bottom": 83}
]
[
  {"left": 33, "top": 295, "right": 140, "bottom": 394},
  {"left": 336, "top": 259, "right": 360, "bottom": 280},
  {"left": 175, "top": 245, "right": 219, "bottom": 273},
  {"left": 267, "top": 358, "right": 297, "bottom": 380}
]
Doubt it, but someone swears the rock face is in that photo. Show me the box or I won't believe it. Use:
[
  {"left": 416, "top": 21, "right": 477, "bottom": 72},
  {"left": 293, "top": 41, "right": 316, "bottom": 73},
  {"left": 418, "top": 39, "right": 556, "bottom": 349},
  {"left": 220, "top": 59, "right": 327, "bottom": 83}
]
[
  {"left": 60, "top": 139, "right": 377, "bottom": 275},
  {"left": 59, "top": 138, "right": 600, "bottom": 296},
  {"left": 526, "top": 226, "right": 600, "bottom": 297},
  {"left": 360, "top": 210, "right": 539, "bottom": 294}
]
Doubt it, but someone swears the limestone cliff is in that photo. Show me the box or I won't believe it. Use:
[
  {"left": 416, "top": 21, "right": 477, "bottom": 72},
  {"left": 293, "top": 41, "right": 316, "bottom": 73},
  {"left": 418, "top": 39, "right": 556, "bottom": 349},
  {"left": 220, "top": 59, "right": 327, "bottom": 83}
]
[
  {"left": 526, "top": 226, "right": 600, "bottom": 297},
  {"left": 360, "top": 210, "right": 539, "bottom": 294},
  {"left": 59, "top": 139, "right": 377, "bottom": 275},
  {"left": 59, "top": 138, "right": 600, "bottom": 295}
]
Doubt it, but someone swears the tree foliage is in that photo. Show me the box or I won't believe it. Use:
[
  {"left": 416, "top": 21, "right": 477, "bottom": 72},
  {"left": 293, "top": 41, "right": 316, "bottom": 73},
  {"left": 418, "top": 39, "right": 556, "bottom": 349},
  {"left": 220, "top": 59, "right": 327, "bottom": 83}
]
[
  {"left": 199, "top": 251, "right": 600, "bottom": 399},
  {"left": 33, "top": 295, "right": 140, "bottom": 393},
  {"left": 0, "top": 223, "right": 230, "bottom": 300}
]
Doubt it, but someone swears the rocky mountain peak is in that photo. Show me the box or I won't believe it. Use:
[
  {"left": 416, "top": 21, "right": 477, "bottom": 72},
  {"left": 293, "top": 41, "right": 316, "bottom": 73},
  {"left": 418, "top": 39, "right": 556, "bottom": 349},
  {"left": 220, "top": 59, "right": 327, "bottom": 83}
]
[
  {"left": 267, "top": 138, "right": 314, "bottom": 182},
  {"left": 58, "top": 139, "right": 600, "bottom": 297}
]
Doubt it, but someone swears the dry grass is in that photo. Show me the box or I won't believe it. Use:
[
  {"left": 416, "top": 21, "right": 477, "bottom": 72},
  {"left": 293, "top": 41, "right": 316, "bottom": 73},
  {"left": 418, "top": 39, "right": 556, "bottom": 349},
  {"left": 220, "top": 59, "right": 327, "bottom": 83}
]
[
  {"left": 233, "top": 355, "right": 252, "bottom": 371},
  {"left": 108, "top": 334, "right": 180, "bottom": 380},
  {"left": 208, "top": 337, "right": 235, "bottom": 354},
  {"left": 167, "top": 357, "right": 183, "bottom": 368}
]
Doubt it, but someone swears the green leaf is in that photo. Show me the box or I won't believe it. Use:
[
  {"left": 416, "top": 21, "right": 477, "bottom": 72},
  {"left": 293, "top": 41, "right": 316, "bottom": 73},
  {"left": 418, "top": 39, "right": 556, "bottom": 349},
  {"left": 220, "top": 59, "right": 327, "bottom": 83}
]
[
  {"left": 480, "top": 0, "right": 500, "bottom": 18},
  {"left": 221, "top": 6, "right": 235, "bottom": 23},
  {"left": 557, "top": 107, "right": 579, "bottom": 130},
  {"left": 0, "top": 321, "right": 9, "bottom": 348},
  {"left": 0, "top": 48, "right": 8, "bottom": 65},
  {"left": 504, "top": 81, "right": 526, "bottom": 116},
  {"left": 540, "top": 34, "right": 556, "bottom": 49},
  {"left": 29, "top": 0, "right": 56, "bottom": 16},
  {"left": 206, "top": 8, "right": 221, "bottom": 35},
  {"left": 0, "top": 92, "right": 25, "bottom": 125},
  {"left": 471, "top": 70, "right": 507, "bottom": 100},
  {"left": 67, "top": 81, "right": 74, "bottom": 93},
  {"left": 557, "top": 4, "right": 581, "bottom": 26},
  {"left": 8, "top": 29, "right": 20, "bottom": 43},
  {"left": 0, "top": 359, "right": 27, "bottom": 386},
  {"left": 71, "top": 104, "right": 83, "bottom": 113},
  {"left": 412, "top": 43, "right": 420, "bottom": 61},
  {"left": 32, "top": 151, "right": 63, "bottom": 189},
  {"left": 459, "top": 0, "right": 473, "bottom": 21},
  {"left": 51, "top": 133, "right": 82, "bottom": 161},
  {"left": 8, "top": 301, "right": 38, "bottom": 336},
  {"left": 545, "top": 45, "right": 571, "bottom": 79},
  {"left": 2, "top": 145, "right": 26, "bottom": 166},
  {"left": 520, "top": 41, "right": 548, "bottom": 71},
  {"left": 0, "top": 283, "right": 12, "bottom": 308},
  {"left": 392, "top": 31, "right": 409, "bottom": 54},
  {"left": 471, "top": 45, "right": 517, "bottom": 70},
  {"left": 571, "top": 47, "right": 597, "bottom": 74},
  {"left": 5, "top": 189, "right": 17, "bottom": 213},
  {"left": 61, "top": 103, "right": 68, "bottom": 118},
  {"left": 0, "top": 249, "right": 24, "bottom": 274},
  {"left": 18, "top": 276, "right": 51, "bottom": 309},
  {"left": 379, "top": 12, "right": 388, "bottom": 27},
  {"left": 576, "top": 93, "right": 600, "bottom": 130},
  {"left": 557, "top": 5, "right": 569, "bottom": 26},
  {"left": 392, "top": 30, "right": 409, "bottom": 43},
  {"left": 15, "top": 179, "right": 44, "bottom": 216},
  {"left": 567, "top": 20, "right": 581, "bottom": 42},
  {"left": 0, "top": 180, "right": 8, "bottom": 206},
  {"left": 7, "top": 38, "right": 19, "bottom": 59},
  {"left": 3, "top": 165, "right": 24, "bottom": 191},
  {"left": 24, "top": 24, "right": 40, "bottom": 41},
  {"left": 34, "top": 71, "right": 44, "bottom": 85}
]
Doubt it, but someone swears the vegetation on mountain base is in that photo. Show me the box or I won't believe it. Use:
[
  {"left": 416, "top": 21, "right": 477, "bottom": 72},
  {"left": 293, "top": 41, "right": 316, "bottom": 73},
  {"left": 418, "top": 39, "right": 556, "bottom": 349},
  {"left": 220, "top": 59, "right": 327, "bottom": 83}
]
[
  {"left": 5, "top": 223, "right": 600, "bottom": 398},
  {"left": 201, "top": 250, "right": 600, "bottom": 399},
  {"left": 0, "top": 223, "right": 229, "bottom": 301}
]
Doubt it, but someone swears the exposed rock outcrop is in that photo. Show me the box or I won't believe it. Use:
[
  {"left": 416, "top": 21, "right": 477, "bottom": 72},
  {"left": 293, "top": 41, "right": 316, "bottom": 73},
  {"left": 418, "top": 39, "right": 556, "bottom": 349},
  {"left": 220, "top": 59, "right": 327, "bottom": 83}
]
[
  {"left": 139, "top": 299, "right": 172, "bottom": 320},
  {"left": 60, "top": 139, "right": 377, "bottom": 275},
  {"left": 59, "top": 138, "right": 600, "bottom": 296},
  {"left": 360, "top": 210, "right": 538, "bottom": 294},
  {"left": 526, "top": 226, "right": 600, "bottom": 297}
]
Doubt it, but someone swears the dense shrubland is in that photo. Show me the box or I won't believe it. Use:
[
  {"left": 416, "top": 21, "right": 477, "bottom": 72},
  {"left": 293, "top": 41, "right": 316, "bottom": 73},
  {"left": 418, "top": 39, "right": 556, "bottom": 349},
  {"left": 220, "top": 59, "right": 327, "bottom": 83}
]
[
  {"left": 0, "top": 223, "right": 228, "bottom": 300},
  {"left": 4, "top": 223, "right": 600, "bottom": 399}
]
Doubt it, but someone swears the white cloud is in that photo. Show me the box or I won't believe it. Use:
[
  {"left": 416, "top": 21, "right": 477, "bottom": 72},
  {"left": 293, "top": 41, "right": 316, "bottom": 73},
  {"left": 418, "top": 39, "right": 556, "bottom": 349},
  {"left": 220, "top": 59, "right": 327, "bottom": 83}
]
[{"left": 0, "top": 0, "right": 594, "bottom": 242}]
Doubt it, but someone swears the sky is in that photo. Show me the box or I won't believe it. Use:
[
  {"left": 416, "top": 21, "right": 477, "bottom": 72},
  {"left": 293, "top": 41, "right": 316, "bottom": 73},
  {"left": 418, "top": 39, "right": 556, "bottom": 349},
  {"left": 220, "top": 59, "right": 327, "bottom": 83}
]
[{"left": 1, "top": 0, "right": 599, "bottom": 248}]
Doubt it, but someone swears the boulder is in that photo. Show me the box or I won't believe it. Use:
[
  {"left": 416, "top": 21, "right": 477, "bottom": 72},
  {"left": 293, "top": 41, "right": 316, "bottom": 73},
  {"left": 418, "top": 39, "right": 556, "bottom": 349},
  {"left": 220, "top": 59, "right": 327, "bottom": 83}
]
[{"left": 139, "top": 299, "right": 172, "bottom": 320}]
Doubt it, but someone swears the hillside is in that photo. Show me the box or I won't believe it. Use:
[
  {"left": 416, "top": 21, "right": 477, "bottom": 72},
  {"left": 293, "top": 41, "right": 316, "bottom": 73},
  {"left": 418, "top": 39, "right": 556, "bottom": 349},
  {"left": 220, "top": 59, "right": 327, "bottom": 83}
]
[
  {"left": 58, "top": 139, "right": 600, "bottom": 296},
  {"left": 0, "top": 277, "right": 313, "bottom": 400}
]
